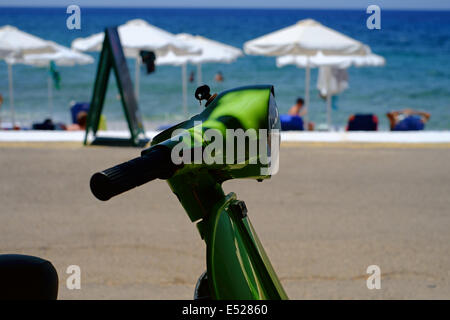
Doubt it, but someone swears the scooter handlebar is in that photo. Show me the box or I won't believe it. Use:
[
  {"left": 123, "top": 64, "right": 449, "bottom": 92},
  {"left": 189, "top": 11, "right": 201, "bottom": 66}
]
[{"left": 90, "top": 146, "right": 177, "bottom": 201}]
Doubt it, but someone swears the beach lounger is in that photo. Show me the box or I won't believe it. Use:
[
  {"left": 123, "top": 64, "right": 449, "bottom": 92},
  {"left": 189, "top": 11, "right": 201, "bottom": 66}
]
[
  {"left": 280, "top": 114, "right": 304, "bottom": 131},
  {"left": 70, "top": 102, "right": 90, "bottom": 124},
  {"left": 346, "top": 114, "right": 378, "bottom": 131}
]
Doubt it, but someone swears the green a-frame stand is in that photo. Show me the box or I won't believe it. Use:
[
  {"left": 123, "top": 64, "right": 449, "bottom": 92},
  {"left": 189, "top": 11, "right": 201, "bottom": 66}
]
[{"left": 84, "top": 27, "right": 146, "bottom": 146}]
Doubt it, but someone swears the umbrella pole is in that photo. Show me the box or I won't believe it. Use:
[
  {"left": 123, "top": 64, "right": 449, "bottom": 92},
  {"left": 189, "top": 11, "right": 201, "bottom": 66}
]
[
  {"left": 326, "top": 93, "right": 332, "bottom": 130},
  {"left": 135, "top": 57, "right": 140, "bottom": 102},
  {"left": 48, "top": 75, "right": 53, "bottom": 119},
  {"left": 7, "top": 63, "right": 15, "bottom": 128},
  {"left": 304, "top": 61, "right": 310, "bottom": 130},
  {"left": 197, "top": 63, "right": 202, "bottom": 87},
  {"left": 324, "top": 66, "right": 332, "bottom": 131},
  {"left": 182, "top": 63, "right": 188, "bottom": 116}
]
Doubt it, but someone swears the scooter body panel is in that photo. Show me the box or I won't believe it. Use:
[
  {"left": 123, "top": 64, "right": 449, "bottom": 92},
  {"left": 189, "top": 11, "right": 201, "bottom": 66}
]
[{"left": 203, "top": 193, "right": 288, "bottom": 300}]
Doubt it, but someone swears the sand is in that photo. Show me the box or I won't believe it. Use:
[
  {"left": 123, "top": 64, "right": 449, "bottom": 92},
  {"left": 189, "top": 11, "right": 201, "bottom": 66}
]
[{"left": 0, "top": 142, "right": 449, "bottom": 299}]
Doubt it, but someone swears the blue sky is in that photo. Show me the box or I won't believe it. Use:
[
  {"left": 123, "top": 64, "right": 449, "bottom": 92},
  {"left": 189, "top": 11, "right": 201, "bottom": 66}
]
[{"left": 0, "top": 0, "right": 449, "bottom": 9}]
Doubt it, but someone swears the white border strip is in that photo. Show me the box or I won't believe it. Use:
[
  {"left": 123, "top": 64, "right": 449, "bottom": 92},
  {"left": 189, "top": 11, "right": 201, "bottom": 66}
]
[
  {"left": 0, "top": 130, "right": 160, "bottom": 142},
  {"left": 1, "top": 130, "right": 450, "bottom": 143},
  {"left": 281, "top": 131, "right": 450, "bottom": 143}
]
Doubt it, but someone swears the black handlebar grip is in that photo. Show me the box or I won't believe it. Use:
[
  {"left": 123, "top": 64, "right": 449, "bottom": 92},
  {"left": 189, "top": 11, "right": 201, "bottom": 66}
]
[{"left": 90, "top": 146, "right": 177, "bottom": 201}]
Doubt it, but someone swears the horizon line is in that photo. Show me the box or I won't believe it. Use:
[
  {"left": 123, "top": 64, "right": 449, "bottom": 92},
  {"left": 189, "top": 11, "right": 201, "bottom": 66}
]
[{"left": 1, "top": 5, "right": 450, "bottom": 11}]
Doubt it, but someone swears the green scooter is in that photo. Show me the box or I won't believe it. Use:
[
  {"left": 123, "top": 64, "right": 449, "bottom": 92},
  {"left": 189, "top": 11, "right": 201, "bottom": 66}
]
[{"left": 90, "top": 84, "right": 288, "bottom": 300}]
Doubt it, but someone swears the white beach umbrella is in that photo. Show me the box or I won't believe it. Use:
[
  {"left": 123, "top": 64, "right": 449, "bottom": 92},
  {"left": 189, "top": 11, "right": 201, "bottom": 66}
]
[
  {"left": 276, "top": 51, "right": 385, "bottom": 69},
  {"left": 244, "top": 19, "right": 382, "bottom": 130},
  {"left": 0, "top": 25, "right": 55, "bottom": 58},
  {"left": 71, "top": 19, "right": 201, "bottom": 101},
  {"left": 244, "top": 19, "right": 367, "bottom": 56},
  {"left": 156, "top": 33, "right": 243, "bottom": 115},
  {"left": 22, "top": 41, "right": 94, "bottom": 67},
  {"left": 7, "top": 41, "right": 94, "bottom": 119},
  {"left": 0, "top": 25, "right": 57, "bottom": 127},
  {"left": 276, "top": 51, "right": 385, "bottom": 129}
]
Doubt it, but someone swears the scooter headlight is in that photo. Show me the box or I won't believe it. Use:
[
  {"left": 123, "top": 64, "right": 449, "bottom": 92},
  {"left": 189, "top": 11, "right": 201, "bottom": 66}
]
[
  {"left": 266, "top": 93, "right": 280, "bottom": 175},
  {"left": 268, "top": 93, "right": 281, "bottom": 134}
]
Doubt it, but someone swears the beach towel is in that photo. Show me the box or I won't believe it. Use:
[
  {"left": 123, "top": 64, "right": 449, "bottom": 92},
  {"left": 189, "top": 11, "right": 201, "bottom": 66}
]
[
  {"left": 317, "top": 66, "right": 349, "bottom": 97},
  {"left": 393, "top": 115, "right": 425, "bottom": 131}
]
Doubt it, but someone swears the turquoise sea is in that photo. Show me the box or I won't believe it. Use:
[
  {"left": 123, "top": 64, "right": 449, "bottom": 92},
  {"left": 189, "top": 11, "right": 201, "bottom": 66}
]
[{"left": 0, "top": 7, "right": 449, "bottom": 130}]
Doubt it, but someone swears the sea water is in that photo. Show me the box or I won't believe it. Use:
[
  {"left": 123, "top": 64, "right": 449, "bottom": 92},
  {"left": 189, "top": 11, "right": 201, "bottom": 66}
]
[{"left": 0, "top": 7, "right": 449, "bottom": 130}]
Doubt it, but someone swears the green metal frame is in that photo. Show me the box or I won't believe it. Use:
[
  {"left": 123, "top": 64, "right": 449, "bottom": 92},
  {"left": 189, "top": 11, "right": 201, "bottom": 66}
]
[
  {"left": 147, "top": 85, "right": 287, "bottom": 299},
  {"left": 84, "top": 27, "right": 145, "bottom": 146}
]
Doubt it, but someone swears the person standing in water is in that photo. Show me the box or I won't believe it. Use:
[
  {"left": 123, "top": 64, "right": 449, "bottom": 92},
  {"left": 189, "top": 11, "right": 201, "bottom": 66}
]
[{"left": 214, "top": 71, "right": 224, "bottom": 82}]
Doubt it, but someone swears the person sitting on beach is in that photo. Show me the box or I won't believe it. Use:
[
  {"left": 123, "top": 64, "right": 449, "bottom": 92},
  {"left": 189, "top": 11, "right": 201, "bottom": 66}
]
[
  {"left": 386, "top": 109, "right": 430, "bottom": 131},
  {"left": 288, "top": 97, "right": 307, "bottom": 117},
  {"left": 66, "top": 111, "right": 88, "bottom": 131},
  {"left": 280, "top": 97, "right": 308, "bottom": 131}
]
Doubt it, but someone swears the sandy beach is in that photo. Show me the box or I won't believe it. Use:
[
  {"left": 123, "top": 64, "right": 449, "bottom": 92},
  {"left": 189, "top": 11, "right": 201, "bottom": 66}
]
[{"left": 0, "top": 141, "right": 449, "bottom": 299}]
